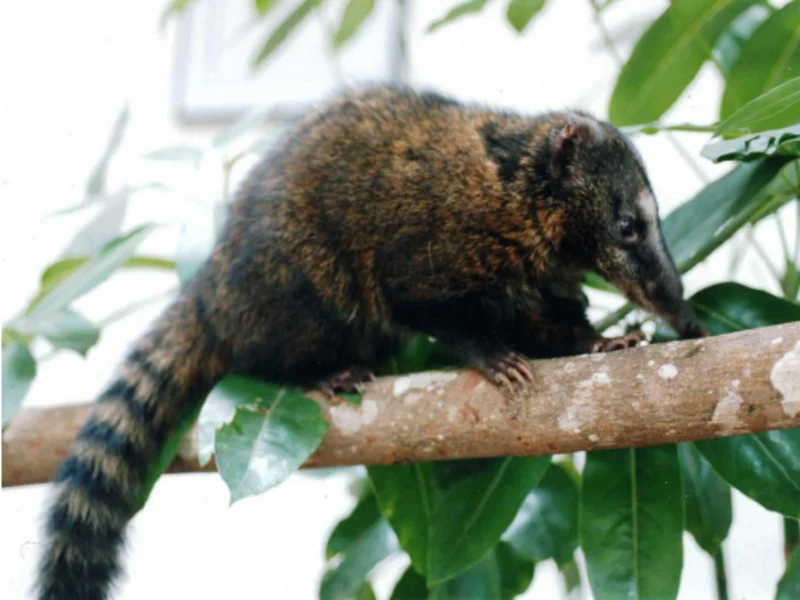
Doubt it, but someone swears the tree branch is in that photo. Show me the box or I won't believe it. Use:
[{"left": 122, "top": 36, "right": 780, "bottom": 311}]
[{"left": 3, "top": 323, "right": 799, "bottom": 487}]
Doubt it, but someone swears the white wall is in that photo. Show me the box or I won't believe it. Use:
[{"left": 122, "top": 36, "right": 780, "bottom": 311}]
[{"left": 0, "top": 1, "right": 792, "bottom": 599}]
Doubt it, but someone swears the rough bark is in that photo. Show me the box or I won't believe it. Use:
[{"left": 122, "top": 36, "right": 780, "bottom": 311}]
[{"left": 3, "top": 322, "right": 799, "bottom": 488}]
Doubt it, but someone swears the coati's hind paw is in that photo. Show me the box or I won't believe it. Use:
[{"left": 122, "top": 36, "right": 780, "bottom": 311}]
[
  {"left": 319, "top": 366, "right": 376, "bottom": 398},
  {"left": 590, "top": 330, "right": 646, "bottom": 353},
  {"left": 479, "top": 352, "right": 534, "bottom": 388}
]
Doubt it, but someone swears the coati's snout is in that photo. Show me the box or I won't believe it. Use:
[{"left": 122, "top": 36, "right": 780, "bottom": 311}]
[
  {"left": 549, "top": 117, "right": 707, "bottom": 340},
  {"left": 595, "top": 188, "right": 707, "bottom": 339}
]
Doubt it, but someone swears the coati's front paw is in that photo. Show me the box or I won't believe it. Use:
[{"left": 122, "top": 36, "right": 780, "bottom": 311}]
[
  {"left": 319, "top": 366, "right": 376, "bottom": 398},
  {"left": 590, "top": 330, "right": 646, "bottom": 353},
  {"left": 479, "top": 352, "right": 534, "bottom": 388}
]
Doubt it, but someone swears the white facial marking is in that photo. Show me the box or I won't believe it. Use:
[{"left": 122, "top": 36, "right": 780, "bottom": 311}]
[{"left": 637, "top": 189, "right": 658, "bottom": 225}]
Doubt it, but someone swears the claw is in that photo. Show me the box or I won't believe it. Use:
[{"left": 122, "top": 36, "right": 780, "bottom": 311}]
[
  {"left": 480, "top": 351, "right": 534, "bottom": 388},
  {"left": 591, "top": 330, "right": 646, "bottom": 354},
  {"left": 319, "top": 366, "right": 375, "bottom": 397}
]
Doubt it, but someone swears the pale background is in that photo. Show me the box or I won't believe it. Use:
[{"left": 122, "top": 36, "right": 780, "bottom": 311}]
[{"left": 0, "top": 0, "right": 794, "bottom": 598}]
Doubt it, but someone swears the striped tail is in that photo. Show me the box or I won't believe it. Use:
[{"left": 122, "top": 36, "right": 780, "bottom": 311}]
[{"left": 36, "top": 291, "right": 230, "bottom": 600}]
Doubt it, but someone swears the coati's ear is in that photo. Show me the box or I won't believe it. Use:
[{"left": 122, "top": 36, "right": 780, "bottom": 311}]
[{"left": 550, "top": 116, "right": 604, "bottom": 176}]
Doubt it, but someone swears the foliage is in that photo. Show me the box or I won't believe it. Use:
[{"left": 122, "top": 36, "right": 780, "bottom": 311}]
[
  {"left": 581, "top": 446, "right": 684, "bottom": 600},
  {"left": 4, "top": 1, "right": 800, "bottom": 599},
  {"left": 214, "top": 383, "right": 329, "bottom": 504}
]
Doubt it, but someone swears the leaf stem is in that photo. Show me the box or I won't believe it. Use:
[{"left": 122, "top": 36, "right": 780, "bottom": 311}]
[
  {"left": 775, "top": 213, "right": 791, "bottom": 265},
  {"left": 623, "top": 122, "right": 719, "bottom": 136},
  {"left": 713, "top": 548, "right": 729, "bottom": 600},
  {"left": 794, "top": 167, "right": 800, "bottom": 268},
  {"left": 748, "top": 227, "right": 781, "bottom": 281},
  {"left": 785, "top": 518, "right": 800, "bottom": 561},
  {"left": 594, "top": 302, "right": 635, "bottom": 333},
  {"left": 561, "top": 560, "right": 582, "bottom": 600},
  {"left": 726, "top": 230, "right": 748, "bottom": 279}
]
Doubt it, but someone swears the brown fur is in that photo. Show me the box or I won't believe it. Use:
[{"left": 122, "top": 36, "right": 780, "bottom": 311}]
[{"left": 38, "top": 86, "right": 703, "bottom": 600}]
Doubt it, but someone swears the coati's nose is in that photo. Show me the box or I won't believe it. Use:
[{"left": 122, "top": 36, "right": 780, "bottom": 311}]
[{"left": 645, "top": 280, "right": 707, "bottom": 339}]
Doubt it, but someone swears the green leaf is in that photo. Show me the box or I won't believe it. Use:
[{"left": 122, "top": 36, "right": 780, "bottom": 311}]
[
  {"left": 428, "top": 457, "right": 551, "bottom": 584},
  {"left": 253, "top": 0, "right": 320, "bottom": 67},
  {"left": 341, "top": 392, "right": 362, "bottom": 406},
  {"left": 621, "top": 122, "right": 718, "bottom": 136},
  {"left": 390, "top": 566, "right": 429, "bottom": 600},
  {"left": 505, "top": 0, "right": 545, "bottom": 33},
  {"left": 355, "top": 582, "right": 378, "bottom": 600},
  {"left": 427, "top": 0, "right": 488, "bottom": 33},
  {"left": 50, "top": 184, "right": 165, "bottom": 218},
  {"left": 370, "top": 457, "right": 550, "bottom": 584},
  {"left": 720, "top": 1, "right": 800, "bottom": 120},
  {"left": 197, "top": 375, "right": 279, "bottom": 466},
  {"left": 685, "top": 281, "right": 800, "bottom": 518},
  {"left": 326, "top": 492, "right": 382, "bottom": 559},
  {"left": 122, "top": 256, "right": 179, "bottom": 271},
  {"left": 662, "top": 158, "right": 790, "bottom": 273},
  {"left": 2, "top": 339, "right": 37, "bottom": 427},
  {"left": 333, "top": 0, "right": 375, "bottom": 48},
  {"left": 33, "top": 309, "right": 100, "bottom": 356},
  {"left": 717, "top": 76, "right": 800, "bottom": 137},
  {"left": 581, "top": 446, "right": 683, "bottom": 600},
  {"left": 702, "top": 125, "right": 800, "bottom": 162},
  {"left": 713, "top": 3, "right": 771, "bottom": 76},
  {"left": 583, "top": 272, "right": 619, "bottom": 295},
  {"left": 392, "top": 543, "right": 535, "bottom": 599},
  {"left": 214, "top": 386, "right": 328, "bottom": 503},
  {"left": 503, "top": 462, "right": 579, "bottom": 567},
  {"left": 376, "top": 334, "right": 456, "bottom": 376},
  {"left": 320, "top": 520, "right": 398, "bottom": 600},
  {"left": 493, "top": 542, "right": 536, "bottom": 598},
  {"left": 58, "top": 200, "right": 127, "bottom": 259},
  {"left": 609, "top": 0, "right": 758, "bottom": 126},
  {"left": 777, "top": 546, "right": 800, "bottom": 600},
  {"left": 24, "top": 226, "right": 156, "bottom": 325},
  {"left": 368, "top": 462, "right": 434, "bottom": 575},
  {"left": 25, "top": 254, "right": 175, "bottom": 313},
  {"left": 783, "top": 256, "right": 800, "bottom": 302},
  {"left": 696, "top": 430, "right": 800, "bottom": 518},
  {"left": 678, "top": 442, "right": 732, "bottom": 556},
  {"left": 86, "top": 105, "right": 129, "bottom": 196},
  {"left": 145, "top": 145, "right": 205, "bottom": 166},
  {"left": 255, "top": 0, "right": 280, "bottom": 16},
  {"left": 160, "top": 0, "right": 200, "bottom": 28},
  {"left": 435, "top": 542, "right": 535, "bottom": 599},
  {"left": 689, "top": 282, "right": 800, "bottom": 335}
]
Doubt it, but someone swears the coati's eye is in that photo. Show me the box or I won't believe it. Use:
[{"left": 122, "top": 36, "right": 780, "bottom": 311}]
[{"left": 619, "top": 217, "right": 636, "bottom": 240}]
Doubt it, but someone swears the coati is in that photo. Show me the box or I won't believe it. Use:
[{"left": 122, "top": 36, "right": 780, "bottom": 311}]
[{"left": 37, "top": 86, "right": 705, "bottom": 599}]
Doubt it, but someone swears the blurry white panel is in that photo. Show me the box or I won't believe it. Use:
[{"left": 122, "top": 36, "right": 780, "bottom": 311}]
[{"left": 174, "top": 0, "right": 400, "bottom": 121}]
